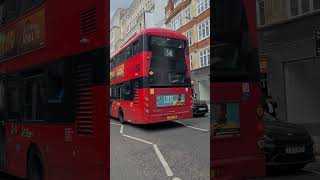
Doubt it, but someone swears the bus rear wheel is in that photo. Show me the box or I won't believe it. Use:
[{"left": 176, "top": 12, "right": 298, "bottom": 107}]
[
  {"left": 119, "top": 110, "right": 125, "bottom": 124},
  {"left": 28, "top": 149, "right": 44, "bottom": 180}
]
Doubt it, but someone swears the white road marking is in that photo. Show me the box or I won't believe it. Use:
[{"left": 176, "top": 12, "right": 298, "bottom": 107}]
[
  {"left": 112, "top": 122, "right": 177, "bottom": 178},
  {"left": 122, "top": 134, "right": 153, "bottom": 145},
  {"left": 120, "top": 125, "right": 124, "bottom": 134},
  {"left": 175, "top": 121, "right": 209, "bottom": 132},
  {"left": 110, "top": 122, "right": 121, "bottom": 126},
  {"left": 153, "top": 144, "right": 174, "bottom": 177},
  {"left": 172, "top": 177, "right": 182, "bottom": 180}
]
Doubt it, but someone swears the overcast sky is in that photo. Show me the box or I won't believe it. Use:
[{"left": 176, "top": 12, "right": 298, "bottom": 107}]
[{"left": 110, "top": 0, "right": 169, "bottom": 19}]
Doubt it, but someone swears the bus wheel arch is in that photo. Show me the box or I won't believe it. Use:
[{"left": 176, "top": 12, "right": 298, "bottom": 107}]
[
  {"left": 118, "top": 108, "right": 125, "bottom": 124},
  {"left": 27, "top": 144, "right": 45, "bottom": 180}
]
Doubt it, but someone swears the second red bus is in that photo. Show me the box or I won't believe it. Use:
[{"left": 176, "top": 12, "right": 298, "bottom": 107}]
[{"left": 110, "top": 28, "right": 193, "bottom": 124}]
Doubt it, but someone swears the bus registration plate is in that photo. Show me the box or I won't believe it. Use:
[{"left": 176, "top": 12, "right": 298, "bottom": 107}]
[
  {"left": 167, "top": 115, "right": 177, "bottom": 120},
  {"left": 285, "top": 146, "right": 305, "bottom": 154}
]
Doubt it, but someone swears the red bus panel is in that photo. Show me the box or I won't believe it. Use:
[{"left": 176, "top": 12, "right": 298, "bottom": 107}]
[{"left": 0, "top": 0, "right": 109, "bottom": 180}]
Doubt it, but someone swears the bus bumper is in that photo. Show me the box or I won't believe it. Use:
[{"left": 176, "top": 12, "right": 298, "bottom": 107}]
[
  {"left": 211, "top": 155, "right": 265, "bottom": 180},
  {"left": 131, "top": 111, "right": 193, "bottom": 124}
]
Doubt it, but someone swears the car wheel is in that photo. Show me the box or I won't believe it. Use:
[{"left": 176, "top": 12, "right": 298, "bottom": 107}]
[
  {"left": 288, "top": 164, "right": 306, "bottom": 171},
  {"left": 119, "top": 110, "right": 125, "bottom": 124},
  {"left": 198, "top": 113, "right": 206, "bottom": 117}
]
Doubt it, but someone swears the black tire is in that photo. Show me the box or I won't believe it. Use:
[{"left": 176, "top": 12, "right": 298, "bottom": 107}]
[
  {"left": 119, "top": 109, "right": 125, "bottom": 124},
  {"left": 198, "top": 113, "right": 206, "bottom": 117},
  {"left": 27, "top": 148, "right": 44, "bottom": 180},
  {"left": 288, "top": 164, "right": 306, "bottom": 172}
]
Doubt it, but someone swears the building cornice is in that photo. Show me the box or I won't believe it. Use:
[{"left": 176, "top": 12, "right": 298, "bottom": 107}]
[{"left": 165, "top": 0, "right": 191, "bottom": 24}]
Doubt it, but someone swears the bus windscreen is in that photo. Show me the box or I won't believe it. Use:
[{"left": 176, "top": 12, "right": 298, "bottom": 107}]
[{"left": 149, "top": 36, "right": 190, "bottom": 87}]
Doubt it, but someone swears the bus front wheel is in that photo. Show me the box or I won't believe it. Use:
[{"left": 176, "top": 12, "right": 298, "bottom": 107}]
[
  {"left": 119, "top": 110, "right": 125, "bottom": 124},
  {"left": 27, "top": 148, "right": 44, "bottom": 180}
]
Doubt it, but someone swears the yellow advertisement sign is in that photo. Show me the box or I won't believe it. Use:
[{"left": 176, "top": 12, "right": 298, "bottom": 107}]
[
  {"left": 0, "top": 8, "right": 46, "bottom": 61},
  {"left": 110, "top": 64, "right": 124, "bottom": 80}
]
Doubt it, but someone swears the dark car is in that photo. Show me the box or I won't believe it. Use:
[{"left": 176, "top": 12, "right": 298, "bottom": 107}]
[
  {"left": 192, "top": 99, "right": 208, "bottom": 117},
  {"left": 263, "top": 113, "right": 316, "bottom": 170}
]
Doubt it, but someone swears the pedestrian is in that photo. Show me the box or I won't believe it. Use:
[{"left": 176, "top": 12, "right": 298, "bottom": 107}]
[{"left": 264, "top": 96, "right": 278, "bottom": 118}]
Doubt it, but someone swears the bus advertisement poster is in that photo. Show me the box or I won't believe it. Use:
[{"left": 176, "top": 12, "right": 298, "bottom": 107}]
[
  {"left": 211, "top": 103, "right": 240, "bottom": 138},
  {"left": 0, "top": 8, "right": 45, "bottom": 61}
]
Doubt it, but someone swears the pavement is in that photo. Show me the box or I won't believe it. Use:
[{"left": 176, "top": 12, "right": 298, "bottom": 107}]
[{"left": 110, "top": 116, "right": 210, "bottom": 180}]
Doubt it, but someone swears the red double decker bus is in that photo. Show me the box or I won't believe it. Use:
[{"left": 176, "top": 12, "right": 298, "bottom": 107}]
[
  {"left": 211, "top": 0, "right": 265, "bottom": 179},
  {"left": 0, "top": 0, "right": 109, "bottom": 180},
  {"left": 110, "top": 28, "right": 192, "bottom": 124}
]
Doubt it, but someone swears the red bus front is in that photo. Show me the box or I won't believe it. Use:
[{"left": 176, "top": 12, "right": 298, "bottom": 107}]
[
  {"left": 211, "top": 0, "right": 265, "bottom": 179},
  {"left": 110, "top": 28, "right": 193, "bottom": 124}
]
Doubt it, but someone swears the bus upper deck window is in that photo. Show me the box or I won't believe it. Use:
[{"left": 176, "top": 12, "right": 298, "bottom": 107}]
[
  {"left": 21, "top": 0, "right": 43, "bottom": 13},
  {"left": 5, "top": 0, "right": 20, "bottom": 21},
  {"left": 0, "top": 1, "right": 4, "bottom": 25},
  {"left": 0, "top": 79, "right": 5, "bottom": 117}
]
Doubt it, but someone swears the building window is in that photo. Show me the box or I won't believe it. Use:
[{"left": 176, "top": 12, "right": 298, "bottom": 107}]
[
  {"left": 198, "top": 18, "right": 210, "bottom": 41},
  {"left": 185, "top": 7, "right": 191, "bottom": 22},
  {"left": 258, "top": 0, "right": 265, "bottom": 26},
  {"left": 301, "top": 0, "right": 310, "bottom": 13},
  {"left": 172, "top": 14, "right": 182, "bottom": 30},
  {"left": 199, "top": 48, "right": 210, "bottom": 67},
  {"left": 173, "top": 0, "right": 181, "bottom": 9},
  {"left": 197, "top": 0, "right": 210, "bottom": 15},
  {"left": 288, "top": 0, "right": 319, "bottom": 17},
  {"left": 290, "top": 0, "right": 299, "bottom": 16},
  {"left": 186, "top": 30, "right": 192, "bottom": 46},
  {"left": 315, "top": 0, "right": 320, "bottom": 10}
]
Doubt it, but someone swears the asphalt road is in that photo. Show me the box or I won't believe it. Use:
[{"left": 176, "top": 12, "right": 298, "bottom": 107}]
[{"left": 110, "top": 116, "right": 210, "bottom": 180}]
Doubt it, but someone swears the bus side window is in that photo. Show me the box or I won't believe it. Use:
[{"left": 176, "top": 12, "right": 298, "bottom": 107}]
[
  {"left": 120, "top": 82, "right": 132, "bottom": 101},
  {"left": 4, "top": 0, "right": 20, "bottom": 22},
  {"left": 7, "top": 74, "right": 21, "bottom": 120},
  {"left": 111, "top": 86, "right": 117, "bottom": 100},
  {"left": 48, "top": 63, "right": 64, "bottom": 103},
  {"left": 132, "top": 40, "right": 140, "bottom": 56},
  {"left": 21, "top": 0, "right": 43, "bottom": 13},
  {"left": 0, "top": 2, "right": 4, "bottom": 25},
  {"left": 23, "top": 73, "right": 47, "bottom": 121},
  {"left": 0, "top": 79, "right": 5, "bottom": 120}
]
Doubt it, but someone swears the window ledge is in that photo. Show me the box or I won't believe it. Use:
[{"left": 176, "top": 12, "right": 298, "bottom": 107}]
[{"left": 258, "top": 9, "right": 320, "bottom": 30}]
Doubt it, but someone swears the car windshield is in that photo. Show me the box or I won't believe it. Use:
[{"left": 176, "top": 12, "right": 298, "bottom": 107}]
[{"left": 148, "top": 36, "right": 190, "bottom": 87}]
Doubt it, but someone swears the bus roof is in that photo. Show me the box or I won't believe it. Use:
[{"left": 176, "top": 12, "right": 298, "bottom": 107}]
[{"left": 111, "top": 28, "right": 188, "bottom": 58}]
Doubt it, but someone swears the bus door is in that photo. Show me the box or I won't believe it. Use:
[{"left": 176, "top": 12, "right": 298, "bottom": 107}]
[{"left": 0, "top": 75, "right": 6, "bottom": 170}]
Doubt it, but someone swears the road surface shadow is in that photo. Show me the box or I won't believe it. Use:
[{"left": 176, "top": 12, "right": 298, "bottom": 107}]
[
  {"left": 124, "top": 121, "right": 185, "bottom": 132},
  {"left": 0, "top": 172, "right": 23, "bottom": 180}
]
